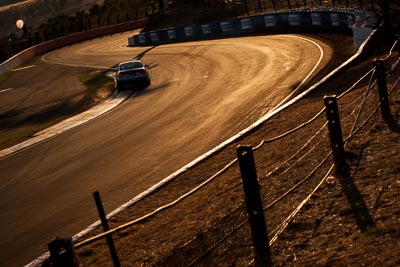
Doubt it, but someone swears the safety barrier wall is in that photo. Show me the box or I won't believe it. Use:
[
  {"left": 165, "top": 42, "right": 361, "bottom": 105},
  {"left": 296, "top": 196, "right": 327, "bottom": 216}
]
[
  {"left": 128, "top": 9, "right": 378, "bottom": 50},
  {"left": 0, "top": 19, "right": 148, "bottom": 75}
]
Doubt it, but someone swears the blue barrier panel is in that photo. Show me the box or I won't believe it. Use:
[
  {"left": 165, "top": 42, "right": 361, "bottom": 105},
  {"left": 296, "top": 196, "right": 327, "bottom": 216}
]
[
  {"left": 277, "top": 13, "right": 290, "bottom": 27},
  {"left": 173, "top": 26, "right": 187, "bottom": 41},
  {"left": 192, "top": 24, "right": 203, "bottom": 38},
  {"left": 299, "top": 12, "right": 313, "bottom": 27},
  {"left": 156, "top": 29, "right": 170, "bottom": 44},
  {"left": 132, "top": 35, "right": 139, "bottom": 46},
  {"left": 253, "top": 15, "right": 266, "bottom": 31},
  {"left": 339, "top": 13, "right": 353, "bottom": 29},
  {"left": 230, "top": 19, "right": 243, "bottom": 35}
]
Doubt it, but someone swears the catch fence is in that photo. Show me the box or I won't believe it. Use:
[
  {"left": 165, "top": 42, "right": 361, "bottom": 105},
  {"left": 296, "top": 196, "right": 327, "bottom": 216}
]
[{"left": 207, "top": 0, "right": 385, "bottom": 18}]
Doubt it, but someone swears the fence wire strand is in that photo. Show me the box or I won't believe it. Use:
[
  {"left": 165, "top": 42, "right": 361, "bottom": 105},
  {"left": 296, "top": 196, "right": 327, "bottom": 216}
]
[{"left": 269, "top": 163, "right": 335, "bottom": 245}]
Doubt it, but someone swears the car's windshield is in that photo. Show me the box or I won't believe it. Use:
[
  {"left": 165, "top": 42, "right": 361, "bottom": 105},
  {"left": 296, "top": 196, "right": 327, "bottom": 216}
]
[{"left": 120, "top": 61, "right": 143, "bottom": 70}]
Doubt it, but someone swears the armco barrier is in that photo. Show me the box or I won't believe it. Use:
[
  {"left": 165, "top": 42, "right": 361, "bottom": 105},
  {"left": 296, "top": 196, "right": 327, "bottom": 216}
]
[
  {"left": 0, "top": 19, "right": 148, "bottom": 75},
  {"left": 128, "top": 9, "right": 378, "bottom": 50}
]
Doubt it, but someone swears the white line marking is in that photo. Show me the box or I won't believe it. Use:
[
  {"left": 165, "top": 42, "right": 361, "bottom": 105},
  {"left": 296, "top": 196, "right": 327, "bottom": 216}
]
[
  {"left": 0, "top": 90, "right": 133, "bottom": 159},
  {"left": 12, "top": 65, "right": 35, "bottom": 71},
  {"left": 0, "top": 88, "right": 13, "bottom": 93},
  {"left": 270, "top": 35, "right": 325, "bottom": 112}
]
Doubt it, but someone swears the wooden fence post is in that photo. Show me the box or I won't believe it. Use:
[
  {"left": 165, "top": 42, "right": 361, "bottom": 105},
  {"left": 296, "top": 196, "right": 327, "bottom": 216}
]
[
  {"left": 237, "top": 145, "right": 272, "bottom": 267},
  {"left": 48, "top": 237, "right": 79, "bottom": 267},
  {"left": 93, "top": 191, "right": 120, "bottom": 267},
  {"left": 324, "top": 95, "right": 346, "bottom": 175}
]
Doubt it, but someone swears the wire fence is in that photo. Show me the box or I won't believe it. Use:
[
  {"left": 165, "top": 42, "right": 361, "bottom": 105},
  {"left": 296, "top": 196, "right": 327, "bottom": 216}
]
[
  {"left": 45, "top": 38, "right": 400, "bottom": 267},
  {"left": 151, "top": 39, "right": 400, "bottom": 266}
]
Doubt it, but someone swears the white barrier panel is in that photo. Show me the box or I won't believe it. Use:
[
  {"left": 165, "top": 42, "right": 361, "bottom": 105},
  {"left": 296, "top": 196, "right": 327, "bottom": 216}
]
[
  {"left": 128, "top": 36, "right": 135, "bottom": 46},
  {"left": 150, "top": 32, "right": 159, "bottom": 42},
  {"left": 0, "top": 56, "right": 21, "bottom": 75},
  {"left": 331, "top": 13, "right": 340, "bottom": 26},
  {"left": 201, "top": 24, "right": 211, "bottom": 35},
  {"left": 138, "top": 34, "right": 146, "bottom": 44},
  {"left": 347, "top": 15, "right": 355, "bottom": 29},
  {"left": 353, "top": 25, "right": 374, "bottom": 51},
  {"left": 220, "top": 21, "right": 231, "bottom": 33},
  {"left": 264, "top": 15, "right": 277, "bottom": 27},
  {"left": 168, "top": 29, "right": 176, "bottom": 39},
  {"left": 185, "top": 27, "right": 194, "bottom": 37},
  {"left": 8, "top": 57, "right": 20, "bottom": 69},
  {"left": 241, "top": 18, "right": 253, "bottom": 30},
  {"left": 0, "top": 64, "right": 7, "bottom": 74},
  {"left": 311, "top": 13, "right": 322, "bottom": 26},
  {"left": 288, "top": 14, "right": 301, "bottom": 26}
]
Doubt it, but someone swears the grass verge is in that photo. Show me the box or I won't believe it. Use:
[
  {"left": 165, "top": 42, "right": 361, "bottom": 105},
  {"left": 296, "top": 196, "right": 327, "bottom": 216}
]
[{"left": 0, "top": 71, "right": 115, "bottom": 150}]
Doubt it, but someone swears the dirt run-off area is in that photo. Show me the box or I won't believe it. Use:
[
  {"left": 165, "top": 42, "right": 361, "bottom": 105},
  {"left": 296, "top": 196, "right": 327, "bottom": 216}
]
[{"left": 64, "top": 29, "right": 400, "bottom": 267}]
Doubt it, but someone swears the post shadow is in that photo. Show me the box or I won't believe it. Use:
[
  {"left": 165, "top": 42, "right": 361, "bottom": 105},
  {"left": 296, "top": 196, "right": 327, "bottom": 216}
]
[
  {"left": 324, "top": 95, "right": 375, "bottom": 232},
  {"left": 382, "top": 112, "right": 400, "bottom": 133},
  {"left": 374, "top": 59, "right": 399, "bottom": 133},
  {"left": 335, "top": 164, "right": 376, "bottom": 233}
]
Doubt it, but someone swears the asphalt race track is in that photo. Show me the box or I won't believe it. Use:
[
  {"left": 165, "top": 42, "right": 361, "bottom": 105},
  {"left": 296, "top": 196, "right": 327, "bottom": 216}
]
[{"left": 0, "top": 32, "right": 332, "bottom": 266}]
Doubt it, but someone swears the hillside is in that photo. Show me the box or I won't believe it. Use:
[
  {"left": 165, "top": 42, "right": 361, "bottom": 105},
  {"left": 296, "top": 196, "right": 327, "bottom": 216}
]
[{"left": 62, "top": 3, "right": 399, "bottom": 267}]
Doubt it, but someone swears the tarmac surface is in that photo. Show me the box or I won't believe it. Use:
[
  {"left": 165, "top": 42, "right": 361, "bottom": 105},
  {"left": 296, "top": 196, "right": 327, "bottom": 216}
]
[{"left": 0, "top": 32, "right": 332, "bottom": 266}]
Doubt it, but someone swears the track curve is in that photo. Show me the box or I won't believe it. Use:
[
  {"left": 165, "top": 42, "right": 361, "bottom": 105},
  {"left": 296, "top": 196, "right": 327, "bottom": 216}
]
[{"left": 0, "top": 32, "right": 332, "bottom": 266}]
